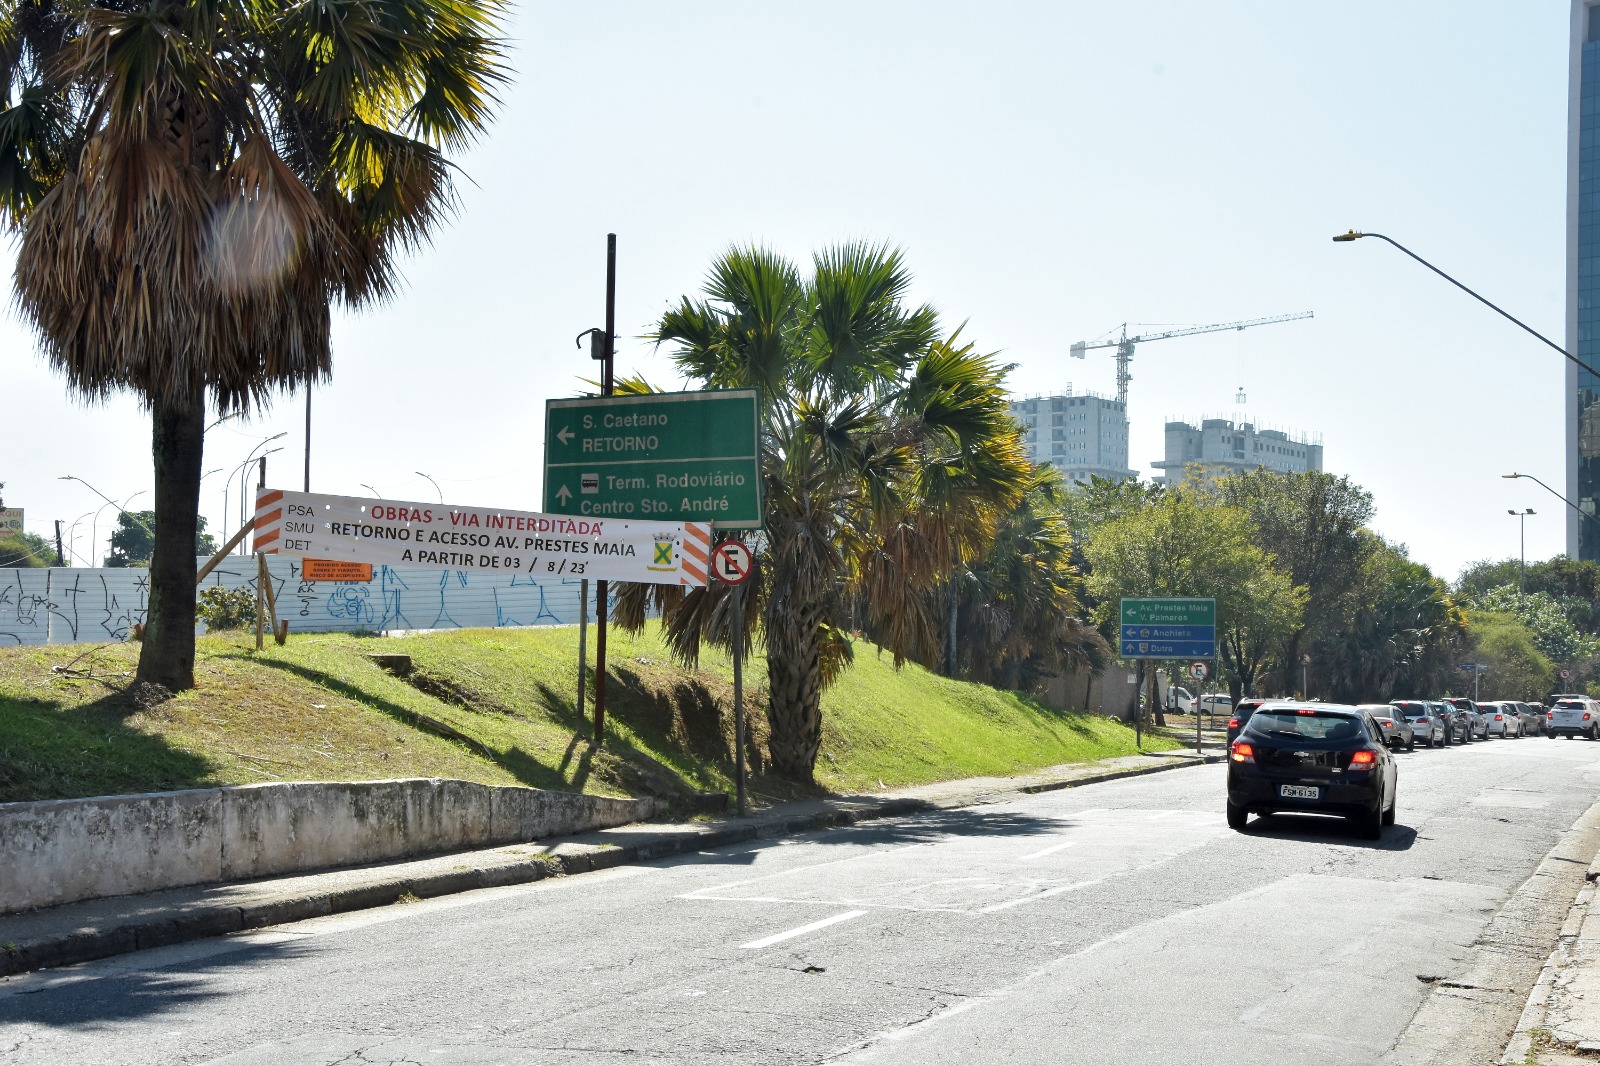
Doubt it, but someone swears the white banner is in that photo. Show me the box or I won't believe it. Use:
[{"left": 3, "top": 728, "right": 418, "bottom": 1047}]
[{"left": 253, "top": 489, "right": 711, "bottom": 587}]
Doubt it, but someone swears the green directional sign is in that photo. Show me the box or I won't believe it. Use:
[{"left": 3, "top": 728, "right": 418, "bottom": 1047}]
[
  {"left": 1120, "top": 597, "right": 1216, "bottom": 626},
  {"left": 543, "top": 389, "right": 763, "bottom": 529},
  {"left": 1119, "top": 597, "right": 1217, "bottom": 659}
]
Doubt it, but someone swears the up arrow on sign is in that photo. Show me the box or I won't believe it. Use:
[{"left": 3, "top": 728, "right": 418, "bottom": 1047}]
[{"left": 555, "top": 485, "right": 573, "bottom": 503}]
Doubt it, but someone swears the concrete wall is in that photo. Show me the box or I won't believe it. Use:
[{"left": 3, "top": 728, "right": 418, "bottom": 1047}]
[
  {"left": 1043, "top": 664, "right": 1164, "bottom": 719},
  {"left": 0, "top": 558, "right": 595, "bottom": 646},
  {"left": 0, "top": 779, "right": 664, "bottom": 914}
]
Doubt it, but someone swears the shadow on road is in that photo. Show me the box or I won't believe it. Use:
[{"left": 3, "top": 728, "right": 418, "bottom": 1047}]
[
  {"left": 0, "top": 936, "right": 318, "bottom": 1029},
  {"left": 1242, "top": 813, "right": 1420, "bottom": 851},
  {"left": 644, "top": 806, "right": 1098, "bottom": 871}
]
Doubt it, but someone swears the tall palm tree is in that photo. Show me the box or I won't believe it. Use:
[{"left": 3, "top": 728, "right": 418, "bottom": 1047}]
[
  {"left": 951, "top": 466, "right": 1109, "bottom": 690},
  {"left": 621, "top": 243, "right": 1030, "bottom": 782},
  {"left": 0, "top": 0, "right": 506, "bottom": 689}
]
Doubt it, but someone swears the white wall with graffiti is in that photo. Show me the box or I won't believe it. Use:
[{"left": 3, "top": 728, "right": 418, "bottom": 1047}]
[{"left": 0, "top": 558, "right": 592, "bottom": 646}]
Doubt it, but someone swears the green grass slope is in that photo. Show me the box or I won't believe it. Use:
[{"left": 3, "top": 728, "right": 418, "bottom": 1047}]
[{"left": 0, "top": 625, "right": 1168, "bottom": 804}]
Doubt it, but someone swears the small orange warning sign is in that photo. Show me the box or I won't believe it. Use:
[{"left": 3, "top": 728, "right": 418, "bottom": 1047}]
[{"left": 301, "top": 559, "right": 374, "bottom": 582}]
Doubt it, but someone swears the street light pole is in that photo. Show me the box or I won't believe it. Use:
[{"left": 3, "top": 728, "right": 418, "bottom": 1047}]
[
  {"left": 1509, "top": 508, "right": 1536, "bottom": 603},
  {"left": 415, "top": 472, "right": 443, "bottom": 504},
  {"left": 1332, "top": 231, "right": 1600, "bottom": 380}
]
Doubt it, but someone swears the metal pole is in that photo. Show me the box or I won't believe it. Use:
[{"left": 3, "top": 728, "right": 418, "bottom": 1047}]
[
  {"left": 1520, "top": 512, "right": 1528, "bottom": 603},
  {"left": 304, "top": 376, "right": 312, "bottom": 493},
  {"left": 577, "top": 579, "right": 589, "bottom": 721},
  {"left": 53, "top": 520, "right": 64, "bottom": 567},
  {"left": 254, "top": 456, "right": 267, "bottom": 651},
  {"left": 733, "top": 582, "right": 746, "bottom": 815},
  {"left": 1196, "top": 672, "right": 1202, "bottom": 754},
  {"left": 593, "top": 233, "right": 617, "bottom": 747}
]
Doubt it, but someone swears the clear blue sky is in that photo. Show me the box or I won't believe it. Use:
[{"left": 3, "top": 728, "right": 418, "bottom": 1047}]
[{"left": 0, "top": 1, "right": 1571, "bottom": 577}]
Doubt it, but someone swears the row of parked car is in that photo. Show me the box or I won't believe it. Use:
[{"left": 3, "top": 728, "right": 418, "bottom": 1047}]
[{"left": 1226, "top": 695, "right": 1600, "bottom": 748}]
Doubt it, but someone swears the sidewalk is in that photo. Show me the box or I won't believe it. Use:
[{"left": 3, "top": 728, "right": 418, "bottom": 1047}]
[
  {"left": 1505, "top": 835, "right": 1600, "bottom": 1064},
  {"left": 0, "top": 749, "right": 1218, "bottom": 978}
]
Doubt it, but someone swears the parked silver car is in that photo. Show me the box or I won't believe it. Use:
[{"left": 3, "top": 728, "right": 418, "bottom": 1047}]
[
  {"left": 1390, "top": 700, "right": 1445, "bottom": 748},
  {"left": 1360, "top": 705, "right": 1416, "bottom": 752},
  {"left": 1514, "top": 702, "right": 1545, "bottom": 736}
]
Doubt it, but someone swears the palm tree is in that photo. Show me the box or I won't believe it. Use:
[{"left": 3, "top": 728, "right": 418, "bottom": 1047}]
[
  {"left": 951, "top": 466, "right": 1110, "bottom": 691},
  {"left": 0, "top": 0, "right": 506, "bottom": 689},
  {"left": 618, "top": 243, "right": 1030, "bottom": 782}
]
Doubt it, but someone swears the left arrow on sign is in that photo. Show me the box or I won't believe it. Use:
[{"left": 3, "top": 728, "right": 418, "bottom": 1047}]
[{"left": 556, "top": 426, "right": 574, "bottom": 445}]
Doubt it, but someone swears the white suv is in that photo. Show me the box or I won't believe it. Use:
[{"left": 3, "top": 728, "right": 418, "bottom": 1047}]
[{"left": 1548, "top": 697, "right": 1600, "bottom": 740}]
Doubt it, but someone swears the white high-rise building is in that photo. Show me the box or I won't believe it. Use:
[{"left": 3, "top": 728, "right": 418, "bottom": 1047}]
[
  {"left": 1009, "top": 390, "right": 1134, "bottom": 485},
  {"left": 1151, "top": 418, "right": 1323, "bottom": 486}
]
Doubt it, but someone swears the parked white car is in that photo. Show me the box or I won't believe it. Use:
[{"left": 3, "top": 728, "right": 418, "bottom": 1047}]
[{"left": 1167, "top": 688, "right": 1230, "bottom": 715}]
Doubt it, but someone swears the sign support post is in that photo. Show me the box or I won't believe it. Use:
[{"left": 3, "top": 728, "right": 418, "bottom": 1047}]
[
  {"left": 712, "top": 539, "right": 753, "bottom": 815},
  {"left": 577, "top": 578, "right": 589, "bottom": 723},
  {"left": 732, "top": 582, "right": 745, "bottom": 816},
  {"left": 594, "top": 233, "right": 617, "bottom": 748}
]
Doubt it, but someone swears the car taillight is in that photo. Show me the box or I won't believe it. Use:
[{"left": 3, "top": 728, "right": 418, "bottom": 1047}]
[
  {"left": 1586, "top": 713, "right": 1593, "bottom": 721},
  {"left": 1349, "top": 750, "right": 1377, "bottom": 767},
  {"left": 1494, "top": 714, "right": 1503, "bottom": 721},
  {"left": 1227, "top": 717, "right": 1239, "bottom": 729},
  {"left": 1230, "top": 742, "right": 1255, "bottom": 763},
  {"left": 1549, "top": 712, "right": 1555, "bottom": 719}
]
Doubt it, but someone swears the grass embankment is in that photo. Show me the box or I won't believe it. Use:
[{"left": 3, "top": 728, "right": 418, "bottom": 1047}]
[{"left": 0, "top": 625, "right": 1170, "bottom": 804}]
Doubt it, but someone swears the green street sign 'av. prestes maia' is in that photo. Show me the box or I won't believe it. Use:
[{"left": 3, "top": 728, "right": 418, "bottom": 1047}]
[{"left": 543, "top": 389, "right": 763, "bottom": 529}]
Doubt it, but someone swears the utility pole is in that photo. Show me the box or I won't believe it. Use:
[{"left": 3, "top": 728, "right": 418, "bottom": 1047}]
[
  {"left": 1509, "top": 508, "right": 1535, "bottom": 603},
  {"left": 53, "top": 520, "right": 64, "bottom": 567},
  {"left": 593, "top": 234, "right": 617, "bottom": 747}
]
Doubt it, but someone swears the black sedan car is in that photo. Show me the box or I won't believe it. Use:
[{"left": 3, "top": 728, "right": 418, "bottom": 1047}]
[
  {"left": 1227, "top": 703, "right": 1398, "bottom": 840},
  {"left": 1225, "top": 698, "right": 1267, "bottom": 745}
]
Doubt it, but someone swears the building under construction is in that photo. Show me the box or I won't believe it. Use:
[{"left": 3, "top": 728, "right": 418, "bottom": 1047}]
[
  {"left": 1151, "top": 417, "right": 1324, "bottom": 486},
  {"left": 1008, "top": 388, "right": 1135, "bottom": 485}
]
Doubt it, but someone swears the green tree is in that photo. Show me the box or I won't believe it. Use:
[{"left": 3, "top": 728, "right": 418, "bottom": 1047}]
[
  {"left": 1317, "top": 542, "right": 1466, "bottom": 702},
  {"left": 104, "top": 510, "right": 215, "bottom": 567},
  {"left": 1468, "top": 613, "right": 1557, "bottom": 700},
  {"left": 954, "top": 466, "right": 1109, "bottom": 690},
  {"left": 1459, "top": 556, "right": 1600, "bottom": 634},
  {"left": 1466, "top": 587, "right": 1598, "bottom": 664},
  {"left": 1210, "top": 470, "right": 1377, "bottom": 695},
  {"left": 0, "top": 530, "right": 53, "bottom": 567},
  {"left": 1082, "top": 493, "right": 1304, "bottom": 721},
  {"left": 619, "top": 244, "right": 1031, "bottom": 782},
  {"left": 1, "top": 0, "right": 508, "bottom": 689}
]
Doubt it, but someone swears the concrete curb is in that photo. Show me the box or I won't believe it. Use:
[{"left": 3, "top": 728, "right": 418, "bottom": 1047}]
[
  {"left": 1500, "top": 813, "right": 1600, "bottom": 1064},
  {"left": 0, "top": 755, "right": 1211, "bottom": 978}
]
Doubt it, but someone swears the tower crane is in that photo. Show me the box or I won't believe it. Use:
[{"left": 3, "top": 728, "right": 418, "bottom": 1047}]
[{"left": 1069, "top": 312, "right": 1314, "bottom": 405}]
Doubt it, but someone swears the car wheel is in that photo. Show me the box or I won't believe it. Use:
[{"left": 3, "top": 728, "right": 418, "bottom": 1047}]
[
  {"left": 1406, "top": 735, "right": 1415, "bottom": 752},
  {"left": 1550, "top": 731, "right": 1559, "bottom": 739},
  {"left": 1382, "top": 794, "right": 1397, "bottom": 827},
  {"left": 1359, "top": 807, "right": 1384, "bottom": 840},
  {"left": 1227, "top": 801, "right": 1248, "bottom": 831}
]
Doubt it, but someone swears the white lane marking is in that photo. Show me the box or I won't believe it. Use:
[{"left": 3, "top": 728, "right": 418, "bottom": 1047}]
[
  {"left": 978, "top": 880, "right": 1100, "bottom": 913},
  {"left": 1018, "top": 840, "right": 1079, "bottom": 861},
  {"left": 689, "top": 892, "right": 971, "bottom": 914},
  {"left": 680, "top": 843, "right": 930, "bottom": 900},
  {"left": 741, "top": 910, "right": 867, "bottom": 950}
]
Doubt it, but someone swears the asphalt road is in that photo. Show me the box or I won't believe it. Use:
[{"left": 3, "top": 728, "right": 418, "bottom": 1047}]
[{"left": 5, "top": 735, "right": 1600, "bottom": 1066}]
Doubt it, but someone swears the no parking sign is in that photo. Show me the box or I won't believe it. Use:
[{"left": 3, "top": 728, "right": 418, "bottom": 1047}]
[{"left": 1187, "top": 661, "right": 1210, "bottom": 681}]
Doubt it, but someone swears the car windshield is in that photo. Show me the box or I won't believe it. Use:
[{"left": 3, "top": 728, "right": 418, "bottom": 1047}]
[
  {"left": 1245, "top": 711, "right": 1365, "bottom": 743},
  {"left": 1391, "top": 702, "right": 1425, "bottom": 713},
  {"left": 1556, "top": 700, "right": 1586, "bottom": 710}
]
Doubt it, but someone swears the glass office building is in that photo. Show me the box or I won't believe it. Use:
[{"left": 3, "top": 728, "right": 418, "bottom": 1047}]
[{"left": 1572, "top": 1, "right": 1600, "bottom": 559}]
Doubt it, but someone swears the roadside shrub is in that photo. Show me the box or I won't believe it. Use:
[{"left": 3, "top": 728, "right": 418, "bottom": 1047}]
[{"left": 197, "top": 587, "right": 257, "bottom": 631}]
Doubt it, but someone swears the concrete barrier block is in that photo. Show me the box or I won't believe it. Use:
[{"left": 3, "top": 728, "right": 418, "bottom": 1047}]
[{"left": 0, "top": 789, "right": 222, "bottom": 914}]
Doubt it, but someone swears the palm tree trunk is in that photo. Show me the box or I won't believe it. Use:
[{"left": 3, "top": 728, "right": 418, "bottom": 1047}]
[
  {"left": 137, "top": 393, "right": 204, "bottom": 691},
  {"left": 764, "top": 598, "right": 824, "bottom": 783}
]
